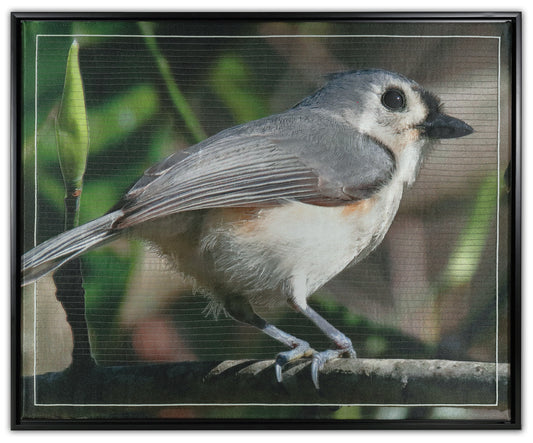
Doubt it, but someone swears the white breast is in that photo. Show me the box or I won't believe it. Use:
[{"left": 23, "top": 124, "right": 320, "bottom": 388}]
[{"left": 198, "top": 141, "right": 423, "bottom": 307}]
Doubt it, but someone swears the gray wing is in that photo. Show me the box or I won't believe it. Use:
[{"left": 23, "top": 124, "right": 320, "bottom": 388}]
[{"left": 114, "top": 121, "right": 395, "bottom": 229}]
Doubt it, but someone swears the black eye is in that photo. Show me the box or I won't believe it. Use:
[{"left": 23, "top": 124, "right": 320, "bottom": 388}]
[{"left": 381, "top": 89, "right": 406, "bottom": 111}]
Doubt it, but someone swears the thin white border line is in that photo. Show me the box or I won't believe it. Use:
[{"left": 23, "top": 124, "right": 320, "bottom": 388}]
[
  {"left": 33, "top": 402, "right": 502, "bottom": 407},
  {"left": 36, "top": 33, "right": 503, "bottom": 39},
  {"left": 33, "top": 35, "right": 39, "bottom": 406},
  {"left": 495, "top": 36, "right": 501, "bottom": 407},
  {"left": 32, "top": 33, "right": 502, "bottom": 408}
]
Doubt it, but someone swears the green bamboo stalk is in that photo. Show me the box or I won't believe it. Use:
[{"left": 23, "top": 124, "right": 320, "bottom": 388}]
[{"left": 53, "top": 39, "right": 94, "bottom": 370}]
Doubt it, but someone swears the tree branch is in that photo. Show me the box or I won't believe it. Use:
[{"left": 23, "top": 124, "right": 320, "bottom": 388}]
[{"left": 23, "top": 358, "right": 509, "bottom": 409}]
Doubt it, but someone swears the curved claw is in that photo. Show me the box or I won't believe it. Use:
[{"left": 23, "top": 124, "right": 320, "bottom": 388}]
[
  {"left": 311, "top": 350, "right": 336, "bottom": 389},
  {"left": 311, "top": 357, "right": 321, "bottom": 390},
  {"left": 275, "top": 361, "right": 283, "bottom": 383},
  {"left": 311, "top": 347, "right": 357, "bottom": 390},
  {"left": 274, "top": 339, "right": 312, "bottom": 383}
]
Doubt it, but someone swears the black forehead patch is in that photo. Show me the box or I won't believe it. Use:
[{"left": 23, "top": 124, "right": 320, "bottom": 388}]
[{"left": 415, "top": 87, "right": 442, "bottom": 114}]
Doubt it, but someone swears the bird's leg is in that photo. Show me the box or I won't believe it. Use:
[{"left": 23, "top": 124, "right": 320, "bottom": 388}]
[
  {"left": 289, "top": 299, "right": 356, "bottom": 389},
  {"left": 224, "top": 295, "right": 314, "bottom": 382}
]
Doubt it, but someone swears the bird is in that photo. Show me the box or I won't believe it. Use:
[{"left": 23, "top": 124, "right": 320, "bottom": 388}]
[{"left": 22, "top": 69, "right": 473, "bottom": 389}]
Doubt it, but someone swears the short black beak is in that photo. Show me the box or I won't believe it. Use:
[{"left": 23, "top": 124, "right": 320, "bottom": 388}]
[{"left": 420, "top": 113, "right": 474, "bottom": 139}]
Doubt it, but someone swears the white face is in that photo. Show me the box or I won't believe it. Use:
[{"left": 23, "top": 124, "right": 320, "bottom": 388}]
[{"left": 342, "top": 76, "right": 434, "bottom": 155}]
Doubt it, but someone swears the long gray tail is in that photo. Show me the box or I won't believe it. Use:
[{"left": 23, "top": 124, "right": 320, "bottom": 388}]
[{"left": 22, "top": 210, "right": 124, "bottom": 286}]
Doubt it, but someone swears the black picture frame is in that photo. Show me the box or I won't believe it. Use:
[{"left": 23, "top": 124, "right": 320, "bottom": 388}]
[{"left": 11, "top": 11, "right": 522, "bottom": 429}]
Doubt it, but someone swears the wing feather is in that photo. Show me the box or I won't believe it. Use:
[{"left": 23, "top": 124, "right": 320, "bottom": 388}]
[{"left": 113, "top": 115, "right": 396, "bottom": 229}]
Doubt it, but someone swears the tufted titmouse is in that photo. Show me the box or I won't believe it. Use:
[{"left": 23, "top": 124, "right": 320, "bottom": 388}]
[{"left": 22, "top": 69, "right": 473, "bottom": 388}]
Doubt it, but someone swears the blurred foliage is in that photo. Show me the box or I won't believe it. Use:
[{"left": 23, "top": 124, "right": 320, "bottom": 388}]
[
  {"left": 210, "top": 55, "right": 269, "bottom": 123},
  {"left": 440, "top": 173, "right": 499, "bottom": 289},
  {"left": 139, "top": 21, "right": 207, "bottom": 143},
  {"left": 84, "top": 246, "right": 141, "bottom": 363}
]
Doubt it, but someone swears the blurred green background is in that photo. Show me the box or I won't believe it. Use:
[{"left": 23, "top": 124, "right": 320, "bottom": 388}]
[{"left": 20, "top": 19, "right": 512, "bottom": 420}]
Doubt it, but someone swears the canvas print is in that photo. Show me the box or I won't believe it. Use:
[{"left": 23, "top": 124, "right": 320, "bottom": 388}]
[{"left": 14, "top": 13, "right": 519, "bottom": 427}]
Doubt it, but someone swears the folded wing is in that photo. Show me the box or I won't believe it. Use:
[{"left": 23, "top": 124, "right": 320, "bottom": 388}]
[{"left": 114, "top": 126, "right": 395, "bottom": 229}]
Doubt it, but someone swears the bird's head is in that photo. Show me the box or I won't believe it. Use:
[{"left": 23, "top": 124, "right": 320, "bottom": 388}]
[{"left": 299, "top": 69, "right": 473, "bottom": 156}]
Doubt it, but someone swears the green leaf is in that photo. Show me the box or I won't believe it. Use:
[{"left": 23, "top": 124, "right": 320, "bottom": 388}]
[{"left": 55, "top": 39, "right": 89, "bottom": 194}]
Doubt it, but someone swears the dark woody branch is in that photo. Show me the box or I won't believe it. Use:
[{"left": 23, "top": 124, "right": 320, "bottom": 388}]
[{"left": 24, "top": 358, "right": 508, "bottom": 410}]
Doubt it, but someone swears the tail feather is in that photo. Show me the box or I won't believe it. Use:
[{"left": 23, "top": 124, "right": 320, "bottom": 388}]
[{"left": 22, "top": 210, "right": 123, "bottom": 286}]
